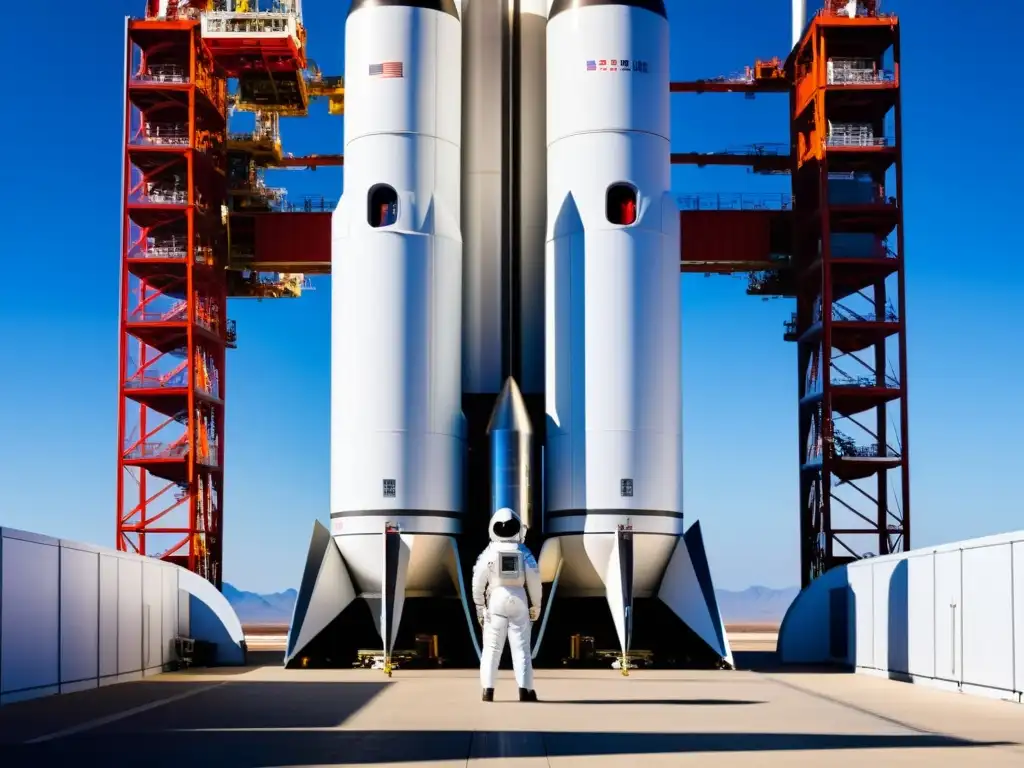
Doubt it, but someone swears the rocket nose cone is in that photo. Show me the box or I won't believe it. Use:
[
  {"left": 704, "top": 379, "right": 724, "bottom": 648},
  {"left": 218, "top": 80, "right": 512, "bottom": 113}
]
[
  {"left": 486, "top": 377, "right": 533, "bottom": 435},
  {"left": 347, "top": 0, "right": 461, "bottom": 20},
  {"left": 548, "top": 0, "right": 667, "bottom": 21}
]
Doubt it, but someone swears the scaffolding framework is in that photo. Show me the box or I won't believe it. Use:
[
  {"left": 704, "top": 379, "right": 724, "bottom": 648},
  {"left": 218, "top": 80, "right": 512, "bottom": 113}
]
[
  {"left": 118, "top": 17, "right": 230, "bottom": 585},
  {"left": 787, "top": 7, "right": 909, "bottom": 585},
  {"left": 673, "top": 3, "right": 909, "bottom": 587}
]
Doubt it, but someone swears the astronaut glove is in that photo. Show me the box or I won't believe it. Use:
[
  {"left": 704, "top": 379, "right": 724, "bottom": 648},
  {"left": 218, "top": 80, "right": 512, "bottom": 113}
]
[
  {"left": 476, "top": 605, "right": 486, "bottom": 626},
  {"left": 529, "top": 606, "right": 540, "bottom": 622}
]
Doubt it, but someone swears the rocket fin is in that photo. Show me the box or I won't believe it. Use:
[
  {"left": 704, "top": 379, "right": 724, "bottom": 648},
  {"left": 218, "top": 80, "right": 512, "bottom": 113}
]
[
  {"left": 378, "top": 527, "right": 411, "bottom": 654},
  {"left": 285, "top": 520, "right": 357, "bottom": 665},
  {"left": 602, "top": 525, "right": 635, "bottom": 656},
  {"left": 657, "top": 521, "right": 734, "bottom": 667}
]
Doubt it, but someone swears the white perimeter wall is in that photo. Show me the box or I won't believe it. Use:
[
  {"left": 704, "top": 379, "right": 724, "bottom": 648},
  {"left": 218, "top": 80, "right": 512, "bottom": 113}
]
[
  {"left": 0, "top": 526, "right": 245, "bottom": 705},
  {"left": 778, "top": 530, "right": 1024, "bottom": 703}
]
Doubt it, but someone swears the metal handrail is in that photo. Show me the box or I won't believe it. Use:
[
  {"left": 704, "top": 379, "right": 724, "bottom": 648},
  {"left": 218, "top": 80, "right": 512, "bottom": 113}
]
[
  {"left": 677, "top": 193, "right": 792, "bottom": 211},
  {"left": 832, "top": 373, "right": 900, "bottom": 389}
]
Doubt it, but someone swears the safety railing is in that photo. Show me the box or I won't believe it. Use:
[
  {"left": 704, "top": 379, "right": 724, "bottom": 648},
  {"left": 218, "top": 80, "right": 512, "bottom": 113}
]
[
  {"left": 832, "top": 301, "right": 898, "bottom": 323},
  {"left": 832, "top": 430, "right": 900, "bottom": 459},
  {"left": 230, "top": 179, "right": 288, "bottom": 204},
  {"left": 209, "top": 0, "right": 303, "bottom": 12},
  {"left": 202, "top": 10, "right": 300, "bottom": 37},
  {"left": 138, "top": 186, "right": 189, "bottom": 205},
  {"left": 827, "top": 60, "right": 895, "bottom": 85},
  {"left": 127, "top": 301, "right": 188, "bottom": 324},
  {"left": 831, "top": 372, "right": 900, "bottom": 389},
  {"left": 123, "top": 440, "right": 188, "bottom": 461},
  {"left": 132, "top": 64, "right": 188, "bottom": 84},
  {"left": 129, "top": 240, "right": 187, "bottom": 260},
  {"left": 272, "top": 195, "right": 336, "bottom": 213},
  {"left": 124, "top": 368, "right": 189, "bottom": 389},
  {"left": 677, "top": 193, "right": 793, "bottom": 211},
  {"left": 127, "top": 235, "right": 211, "bottom": 261},
  {"left": 132, "top": 122, "right": 190, "bottom": 147},
  {"left": 826, "top": 134, "right": 893, "bottom": 148},
  {"left": 820, "top": 0, "right": 892, "bottom": 18}
]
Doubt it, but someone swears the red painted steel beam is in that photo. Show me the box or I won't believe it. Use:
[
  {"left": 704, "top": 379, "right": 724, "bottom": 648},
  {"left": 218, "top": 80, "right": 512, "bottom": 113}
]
[
  {"left": 240, "top": 211, "right": 332, "bottom": 273},
  {"left": 679, "top": 210, "right": 786, "bottom": 273},
  {"left": 670, "top": 80, "right": 790, "bottom": 94},
  {"left": 272, "top": 154, "right": 344, "bottom": 168},
  {"left": 672, "top": 152, "right": 791, "bottom": 172}
]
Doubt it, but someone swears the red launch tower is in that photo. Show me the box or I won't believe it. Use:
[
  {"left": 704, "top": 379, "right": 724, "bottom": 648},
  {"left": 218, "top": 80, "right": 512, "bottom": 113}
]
[{"left": 116, "top": 0, "right": 909, "bottom": 592}]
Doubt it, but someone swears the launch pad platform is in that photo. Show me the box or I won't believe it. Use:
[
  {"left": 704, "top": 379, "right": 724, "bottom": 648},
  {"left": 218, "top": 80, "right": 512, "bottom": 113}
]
[{"left": 2, "top": 662, "right": 1022, "bottom": 766}]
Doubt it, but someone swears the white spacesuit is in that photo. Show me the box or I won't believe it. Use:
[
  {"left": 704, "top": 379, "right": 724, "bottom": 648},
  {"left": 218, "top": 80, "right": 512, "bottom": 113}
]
[{"left": 471, "top": 507, "right": 542, "bottom": 702}]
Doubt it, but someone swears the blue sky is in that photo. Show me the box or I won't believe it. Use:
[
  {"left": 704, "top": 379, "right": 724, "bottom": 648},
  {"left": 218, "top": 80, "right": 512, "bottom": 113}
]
[{"left": 0, "top": 1, "right": 1020, "bottom": 593}]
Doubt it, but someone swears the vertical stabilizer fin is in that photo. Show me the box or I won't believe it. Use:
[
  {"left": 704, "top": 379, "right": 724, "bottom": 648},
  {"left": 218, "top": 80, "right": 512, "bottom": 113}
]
[
  {"left": 602, "top": 524, "right": 635, "bottom": 661},
  {"left": 657, "top": 521, "right": 733, "bottom": 666},
  {"left": 285, "top": 520, "right": 357, "bottom": 665},
  {"left": 380, "top": 524, "right": 409, "bottom": 666}
]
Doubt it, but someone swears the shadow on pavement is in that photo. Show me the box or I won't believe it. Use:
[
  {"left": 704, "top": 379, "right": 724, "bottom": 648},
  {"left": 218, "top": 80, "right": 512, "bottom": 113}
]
[
  {"left": 733, "top": 651, "right": 851, "bottom": 673},
  {"left": 540, "top": 699, "right": 763, "bottom": 706},
  {"left": 4, "top": 729, "right": 1010, "bottom": 766},
  {"left": 0, "top": 681, "right": 390, "bottom": 746}
]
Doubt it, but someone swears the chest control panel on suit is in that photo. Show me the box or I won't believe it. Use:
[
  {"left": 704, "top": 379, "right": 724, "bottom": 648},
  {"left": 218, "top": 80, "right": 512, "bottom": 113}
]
[{"left": 495, "top": 550, "right": 525, "bottom": 587}]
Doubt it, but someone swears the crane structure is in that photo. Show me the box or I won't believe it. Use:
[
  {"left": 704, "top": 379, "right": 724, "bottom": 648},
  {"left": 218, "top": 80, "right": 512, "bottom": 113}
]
[{"left": 117, "top": 0, "right": 909, "bottom": 590}]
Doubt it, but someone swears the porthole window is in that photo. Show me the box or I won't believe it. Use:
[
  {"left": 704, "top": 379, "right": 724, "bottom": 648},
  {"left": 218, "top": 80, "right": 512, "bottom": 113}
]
[
  {"left": 368, "top": 184, "right": 398, "bottom": 227},
  {"left": 606, "top": 183, "right": 638, "bottom": 226}
]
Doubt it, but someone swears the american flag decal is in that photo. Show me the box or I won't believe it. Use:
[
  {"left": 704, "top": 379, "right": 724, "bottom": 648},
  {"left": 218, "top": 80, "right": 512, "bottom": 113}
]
[{"left": 369, "top": 61, "right": 404, "bottom": 78}]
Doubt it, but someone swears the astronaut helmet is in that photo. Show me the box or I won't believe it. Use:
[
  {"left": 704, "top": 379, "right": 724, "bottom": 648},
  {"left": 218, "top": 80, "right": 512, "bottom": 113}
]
[{"left": 488, "top": 507, "right": 524, "bottom": 543}]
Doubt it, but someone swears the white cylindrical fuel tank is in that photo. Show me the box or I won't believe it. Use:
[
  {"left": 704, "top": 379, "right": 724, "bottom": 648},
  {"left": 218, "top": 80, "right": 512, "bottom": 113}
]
[
  {"left": 331, "top": 0, "right": 464, "bottom": 590},
  {"left": 544, "top": 0, "right": 682, "bottom": 561}
]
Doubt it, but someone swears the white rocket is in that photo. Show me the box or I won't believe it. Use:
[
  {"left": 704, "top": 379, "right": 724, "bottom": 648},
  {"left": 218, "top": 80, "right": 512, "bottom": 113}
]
[{"left": 287, "top": 0, "right": 731, "bottom": 670}]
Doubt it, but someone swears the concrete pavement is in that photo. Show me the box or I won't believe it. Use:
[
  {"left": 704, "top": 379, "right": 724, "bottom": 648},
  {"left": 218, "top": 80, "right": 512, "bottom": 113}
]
[{"left": 0, "top": 663, "right": 1021, "bottom": 766}]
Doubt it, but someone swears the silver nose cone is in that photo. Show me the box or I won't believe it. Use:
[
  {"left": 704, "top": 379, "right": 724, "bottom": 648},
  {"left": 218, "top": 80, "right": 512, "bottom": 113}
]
[
  {"left": 486, "top": 377, "right": 534, "bottom": 532},
  {"left": 486, "top": 377, "right": 533, "bottom": 435}
]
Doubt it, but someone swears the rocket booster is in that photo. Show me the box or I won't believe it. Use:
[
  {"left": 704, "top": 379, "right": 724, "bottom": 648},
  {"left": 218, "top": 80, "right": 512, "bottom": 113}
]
[
  {"left": 542, "top": 0, "right": 684, "bottom": 660},
  {"left": 331, "top": 0, "right": 464, "bottom": 535},
  {"left": 289, "top": 0, "right": 733, "bottom": 672},
  {"left": 545, "top": 0, "right": 681, "bottom": 535},
  {"left": 330, "top": 0, "right": 465, "bottom": 637}
]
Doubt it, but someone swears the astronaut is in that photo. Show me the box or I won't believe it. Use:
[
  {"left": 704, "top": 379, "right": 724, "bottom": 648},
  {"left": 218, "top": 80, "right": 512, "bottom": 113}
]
[{"left": 471, "top": 507, "right": 542, "bottom": 702}]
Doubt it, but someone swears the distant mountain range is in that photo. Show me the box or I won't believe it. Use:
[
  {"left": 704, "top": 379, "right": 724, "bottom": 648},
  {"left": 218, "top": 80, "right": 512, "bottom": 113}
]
[
  {"left": 714, "top": 586, "right": 799, "bottom": 624},
  {"left": 223, "top": 583, "right": 798, "bottom": 625},
  {"left": 222, "top": 583, "right": 298, "bottom": 624}
]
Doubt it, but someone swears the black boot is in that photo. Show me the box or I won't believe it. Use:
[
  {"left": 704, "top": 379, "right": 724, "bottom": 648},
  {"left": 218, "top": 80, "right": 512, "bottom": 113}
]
[
  {"left": 482, "top": 688, "right": 494, "bottom": 702},
  {"left": 519, "top": 687, "right": 538, "bottom": 702}
]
